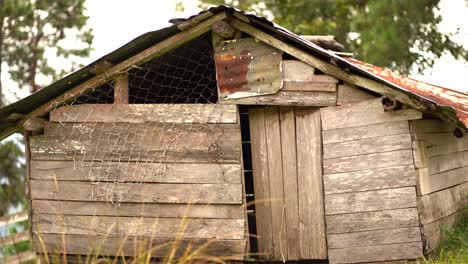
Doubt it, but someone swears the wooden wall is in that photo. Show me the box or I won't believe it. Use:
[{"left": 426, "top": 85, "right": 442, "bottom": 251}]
[
  {"left": 321, "top": 98, "right": 424, "bottom": 263},
  {"left": 410, "top": 119, "right": 468, "bottom": 253},
  {"left": 27, "top": 104, "right": 248, "bottom": 259},
  {"left": 248, "top": 106, "right": 327, "bottom": 261}
]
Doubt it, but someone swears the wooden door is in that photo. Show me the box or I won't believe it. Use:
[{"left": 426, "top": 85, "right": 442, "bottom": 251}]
[{"left": 248, "top": 106, "right": 326, "bottom": 261}]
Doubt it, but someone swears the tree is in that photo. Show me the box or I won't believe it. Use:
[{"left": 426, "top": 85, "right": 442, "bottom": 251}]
[
  {"left": 200, "top": 0, "right": 468, "bottom": 74},
  {"left": 0, "top": 0, "right": 93, "bottom": 102}
]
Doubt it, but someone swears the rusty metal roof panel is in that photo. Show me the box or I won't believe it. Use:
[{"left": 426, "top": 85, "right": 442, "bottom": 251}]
[
  {"left": 214, "top": 37, "right": 283, "bottom": 100},
  {"left": 344, "top": 57, "right": 468, "bottom": 127}
]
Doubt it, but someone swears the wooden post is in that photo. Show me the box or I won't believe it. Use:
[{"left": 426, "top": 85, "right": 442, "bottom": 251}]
[{"left": 114, "top": 74, "right": 129, "bottom": 104}]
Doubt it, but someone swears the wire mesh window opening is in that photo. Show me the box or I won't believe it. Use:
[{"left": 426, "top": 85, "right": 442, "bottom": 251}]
[
  {"left": 38, "top": 32, "right": 232, "bottom": 204},
  {"left": 75, "top": 32, "right": 219, "bottom": 105}
]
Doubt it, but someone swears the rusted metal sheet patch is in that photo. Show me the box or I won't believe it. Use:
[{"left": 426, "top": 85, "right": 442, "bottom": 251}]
[
  {"left": 345, "top": 58, "right": 468, "bottom": 128},
  {"left": 214, "top": 37, "right": 283, "bottom": 100}
]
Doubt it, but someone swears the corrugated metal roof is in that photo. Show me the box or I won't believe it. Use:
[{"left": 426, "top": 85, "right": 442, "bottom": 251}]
[
  {"left": 344, "top": 57, "right": 468, "bottom": 128},
  {"left": 0, "top": 5, "right": 466, "bottom": 137}
]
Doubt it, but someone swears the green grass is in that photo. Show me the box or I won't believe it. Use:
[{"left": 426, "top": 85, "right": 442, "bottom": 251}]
[{"left": 422, "top": 217, "right": 467, "bottom": 264}]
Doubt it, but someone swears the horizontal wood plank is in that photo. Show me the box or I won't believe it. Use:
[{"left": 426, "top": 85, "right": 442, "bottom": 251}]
[
  {"left": 411, "top": 119, "right": 456, "bottom": 134},
  {"left": 31, "top": 122, "right": 241, "bottom": 163},
  {"left": 33, "top": 214, "right": 245, "bottom": 239},
  {"left": 419, "top": 166, "right": 468, "bottom": 195},
  {"left": 282, "top": 81, "right": 336, "bottom": 92},
  {"left": 282, "top": 60, "right": 315, "bottom": 81},
  {"left": 321, "top": 98, "right": 422, "bottom": 131},
  {"left": 30, "top": 160, "right": 241, "bottom": 184},
  {"left": 34, "top": 234, "right": 246, "bottom": 259},
  {"left": 325, "top": 187, "right": 417, "bottom": 215},
  {"left": 428, "top": 150, "right": 468, "bottom": 175},
  {"left": 328, "top": 242, "right": 422, "bottom": 263},
  {"left": 422, "top": 209, "right": 467, "bottom": 253},
  {"left": 323, "top": 149, "right": 414, "bottom": 174},
  {"left": 323, "top": 165, "right": 416, "bottom": 195},
  {"left": 32, "top": 200, "right": 244, "bottom": 219},
  {"left": 322, "top": 121, "right": 409, "bottom": 144},
  {"left": 221, "top": 91, "right": 336, "bottom": 106},
  {"left": 50, "top": 104, "right": 238, "bottom": 123},
  {"left": 327, "top": 227, "right": 421, "bottom": 249},
  {"left": 419, "top": 182, "right": 468, "bottom": 225},
  {"left": 30, "top": 180, "right": 242, "bottom": 204},
  {"left": 326, "top": 208, "right": 420, "bottom": 234},
  {"left": 336, "top": 84, "right": 376, "bottom": 106},
  {"left": 323, "top": 134, "right": 412, "bottom": 159}
]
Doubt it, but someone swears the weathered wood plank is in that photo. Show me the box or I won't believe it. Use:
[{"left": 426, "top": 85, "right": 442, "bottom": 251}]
[
  {"left": 283, "top": 81, "right": 336, "bottom": 92},
  {"left": 411, "top": 119, "right": 456, "bottom": 134},
  {"left": 34, "top": 234, "right": 247, "bottom": 259},
  {"left": 282, "top": 60, "right": 315, "bottom": 81},
  {"left": 323, "top": 165, "right": 416, "bottom": 195},
  {"left": 321, "top": 98, "right": 422, "bottom": 131},
  {"left": 419, "top": 166, "right": 468, "bottom": 195},
  {"left": 264, "top": 107, "right": 286, "bottom": 260},
  {"left": 32, "top": 200, "right": 244, "bottom": 219},
  {"left": 326, "top": 208, "right": 420, "bottom": 234},
  {"left": 33, "top": 214, "right": 245, "bottom": 239},
  {"left": 322, "top": 121, "right": 410, "bottom": 144},
  {"left": 30, "top": 160, "right": 241, "bottom": 184},
  {"left": 328, "top": 242, "right": 423, "bottom": 264},
  {"left": 50, "top": 104, "right": 238, "bottom": 123},
  {"left": 336, "top": 84, "right": 376, "bottom": 106},
  {"left": 428, "top": 150, "right": 468, "bottom": 175},
  {"left": 422, "top": 209, "right": 467, "bottom": 253},
  {"left": 279, "top": 107, "right": 300, "bottom": 260},
  {"left": 325, "top": 187, "right": 417, "bottom": 215},
  {"left": 221, "top": 91, "right": 336, "bottom": 106},
  {"left": 113, "top": 74, "right": 129, "bottom": 104},
  {"left": 296, "top": 107, "right": 327, "bottom": 259},
  {"left": 412, "top": 140, "right": 428, "bottom": 169},
  {"left": 426, "top": 135, "right": 468, "bottom": 157},
  {"left": 31, "top": 122, "right": 241, "bottom": 163},
  {"left": 323, "top": 134, "right": 412, "bottom": 159},
  {"left": 30, "top": 180, "right": 242, "bottom": 204},
  {"left": 327, "top": 227, "right": 422, "bottom": 249},
  {"left": 323, "top": 149, "right": 414, "bottom": 174},
  {"left": 419, "top": 182, "right": 468, "bottom": 225},
  {"left": 247, "top": 107, "right": 274, "bottom": 257}
]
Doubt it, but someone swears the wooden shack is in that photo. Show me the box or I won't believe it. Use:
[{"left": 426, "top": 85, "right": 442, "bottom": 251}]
[{"left": 0, "top": 6, "right": 466, "bottom": 264}]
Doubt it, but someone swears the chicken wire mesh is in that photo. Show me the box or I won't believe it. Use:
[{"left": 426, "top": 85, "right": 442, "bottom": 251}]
[{"left": 38, "top": 32, "right": 231, "bottom": 204}]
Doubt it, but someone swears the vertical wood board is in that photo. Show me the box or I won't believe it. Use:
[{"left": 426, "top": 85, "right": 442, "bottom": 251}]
[{"left": 295, "top": 107, "right": 327, "bottom": 259}]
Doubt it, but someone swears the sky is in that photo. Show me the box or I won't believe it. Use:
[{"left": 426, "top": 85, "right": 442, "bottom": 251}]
[{"left": 1, "top": 0, "right": 467, "bottom": 103}]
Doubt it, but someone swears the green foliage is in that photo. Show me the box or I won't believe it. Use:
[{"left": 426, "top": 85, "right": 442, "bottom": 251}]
[
  {"left": 0, "top": 0, "right": 93, "bottom": 98},
  {"left": 423, "top": 216, "right": 468, "bottom": 263},
  {"left": 200, "top": 0, "right": 468, "bottom": 74},
  {"left": 0, "top": 138, "right": 25, "bottom": 216}
]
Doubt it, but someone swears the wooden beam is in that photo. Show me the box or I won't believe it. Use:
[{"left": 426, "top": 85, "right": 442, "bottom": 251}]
[
  {"left": 113, "top": 74, "right": 129, "bottom": 104},
  {"left": 0, "top": 11, "right": 228, "bottom": 140}
]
